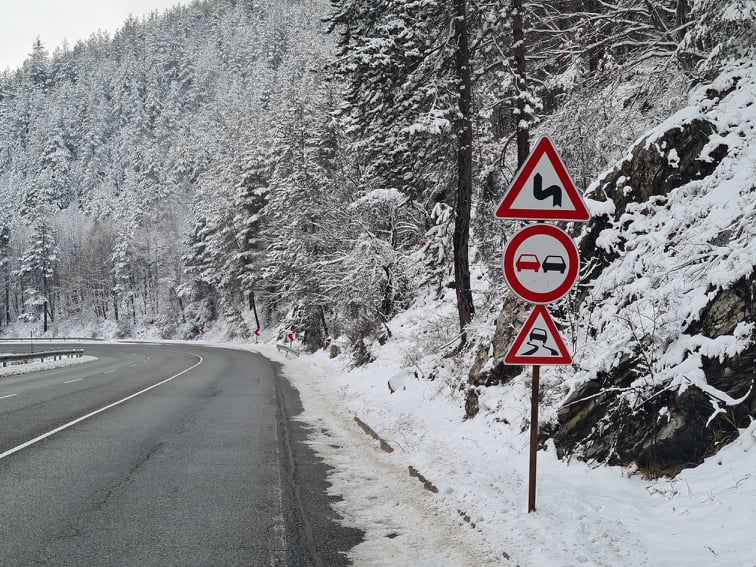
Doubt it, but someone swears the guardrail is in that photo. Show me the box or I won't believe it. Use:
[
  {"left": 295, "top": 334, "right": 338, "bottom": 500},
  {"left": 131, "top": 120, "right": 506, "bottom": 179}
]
[
  {"left": 275, "top": 343, "right": 300, "bottom": 358},
  {"left": 0, "top": 337, "right": 102, "bottom": 342},
  {"left": 0, "top": 349, "right": 84, "bottom": 368}
]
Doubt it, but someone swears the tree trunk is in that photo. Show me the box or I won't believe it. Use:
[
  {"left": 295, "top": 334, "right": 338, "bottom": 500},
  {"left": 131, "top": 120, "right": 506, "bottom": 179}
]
[
  {"left": 49, "top": 290, "right": 55, "bottom": 322},
  {"left": 249, "top": 290, "right": 260, "bottom": 331},
  {"left": 177, "top": 294, "right": 185, "bottom": 323},
  {"left": 319, "top": 305, "right": 329, "bottom": 340},
  {"left": 676, "top": 0, "right": 689, "bottom": 35},
  {"left": 16, "top": 274, "right": 21, "bottom": 317},
  {"left": 5, "top": 272, "right": 9, "bottom": 325},
  {"left": 453, "top": 0, "right": 475, "bottom": 340},
  {"left": 43, "top": 274, "right": 48, "bottom": 333},
  {"left": 512, "top": 0, "right": 530, "bottom": 167},
  {"left": 675, "top": 0, "right": 692, "bottom": 69}
]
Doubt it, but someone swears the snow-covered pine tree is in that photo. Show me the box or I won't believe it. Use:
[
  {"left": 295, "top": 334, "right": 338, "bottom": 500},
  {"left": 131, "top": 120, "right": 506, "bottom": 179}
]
[
  {"left": 179, "top": 215, "right": 219, "bottom": 331},
  {"left": 327, "top": 0, "right": 492, "bottom": 340},
  {"left": 16, "top": 192, "right": 59, "bottom": 332},
  {"left": 232, "top": 156, "right": 269, "bottom": 333},
  {"left": 0, "top": 225, "right": 12, "bottom": 326}
]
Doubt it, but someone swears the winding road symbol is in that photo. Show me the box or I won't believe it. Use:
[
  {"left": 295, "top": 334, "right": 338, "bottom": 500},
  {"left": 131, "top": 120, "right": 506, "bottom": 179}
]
[{"left": 532, "top": 173, "right": 562, "bottom": 208}]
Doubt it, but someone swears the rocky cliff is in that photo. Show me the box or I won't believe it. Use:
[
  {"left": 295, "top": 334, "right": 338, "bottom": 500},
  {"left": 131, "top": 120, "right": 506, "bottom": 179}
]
[{"left": 553, "top": 63, "right": 756, "bottom": 475}]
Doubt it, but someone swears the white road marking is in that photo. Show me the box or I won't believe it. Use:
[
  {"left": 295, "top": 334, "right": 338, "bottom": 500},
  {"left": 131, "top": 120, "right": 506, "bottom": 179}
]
[
  {"left": 64, "top": 378, "right": 82, "bottom": 384},
  {"left": 104, "top": 370, "right": 115, "bottom": 374},
  {"left": 0, "top": 354, "right": 203, "bottom": 461},
  {"left": 0, "top": 394, "right": 17, "bottom": 400},
  {"left": 129, "top": 364, "right": 138, "bottom": 367}
]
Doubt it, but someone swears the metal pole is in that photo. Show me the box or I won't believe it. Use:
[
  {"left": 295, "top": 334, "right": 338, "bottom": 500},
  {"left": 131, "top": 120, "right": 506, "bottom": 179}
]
[{"left": 528, "top": 365, "right": 540, "bottom": 513}]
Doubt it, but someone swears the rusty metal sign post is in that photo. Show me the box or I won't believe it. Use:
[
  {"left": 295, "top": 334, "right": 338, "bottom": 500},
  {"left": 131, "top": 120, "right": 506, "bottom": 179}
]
[
  {"left": 496, "top": 136, "right": 591, "bottom": 513},
  {"left": 529, "top": 365, "right": 540, "bottom": 512}
]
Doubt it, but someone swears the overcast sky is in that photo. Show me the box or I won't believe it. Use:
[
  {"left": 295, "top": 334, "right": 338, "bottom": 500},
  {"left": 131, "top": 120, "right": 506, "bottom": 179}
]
[{"left": 0, "top": 1, "right": 192, "bottom": 72}]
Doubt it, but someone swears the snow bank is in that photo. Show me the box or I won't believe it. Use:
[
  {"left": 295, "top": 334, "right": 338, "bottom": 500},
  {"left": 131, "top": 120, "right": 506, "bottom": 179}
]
[
  {"left": 0, "top": 353, "right": 97, "bottom": 377},
  {"left": 253, "top": 306, "right": 755, "bottom": 565}
]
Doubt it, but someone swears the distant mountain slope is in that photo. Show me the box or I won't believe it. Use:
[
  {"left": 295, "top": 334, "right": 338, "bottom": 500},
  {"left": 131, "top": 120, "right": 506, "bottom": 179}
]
[{"left": 0, "top": 0, "right": 334, "bottom": 337}]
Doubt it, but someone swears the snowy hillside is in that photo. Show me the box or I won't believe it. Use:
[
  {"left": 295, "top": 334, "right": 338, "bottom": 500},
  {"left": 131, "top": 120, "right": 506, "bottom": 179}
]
[{"left": 254, "top": 58, "right": 756, "bottom": 566}]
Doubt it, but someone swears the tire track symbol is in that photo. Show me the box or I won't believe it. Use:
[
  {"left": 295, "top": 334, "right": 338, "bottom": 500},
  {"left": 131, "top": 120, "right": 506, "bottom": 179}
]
[{"left": 533, "top": 173, "right": 562, "bottom": 207}]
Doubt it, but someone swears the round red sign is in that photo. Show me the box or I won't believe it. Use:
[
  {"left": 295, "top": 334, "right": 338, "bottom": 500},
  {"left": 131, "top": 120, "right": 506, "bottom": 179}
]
[{"left": 502, "top": 224, "right": 579, "bottom": 304}]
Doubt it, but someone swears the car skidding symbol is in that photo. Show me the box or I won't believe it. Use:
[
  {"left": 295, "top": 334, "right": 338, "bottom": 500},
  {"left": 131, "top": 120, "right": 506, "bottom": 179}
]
[
  {"left": 515, "top": 254, "right": 566, "bottom": 274},
  {"left": 529, "top": 327, "right": 547, "bottom": 343},
  {"left": 523, "top": 326, "right": 560, "bottom": 356}
]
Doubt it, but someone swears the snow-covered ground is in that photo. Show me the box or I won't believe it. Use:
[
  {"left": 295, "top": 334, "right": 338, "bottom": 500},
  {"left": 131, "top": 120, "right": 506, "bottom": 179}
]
[{"left": 253, "top": 317, "right": 756, "bottom": 567}]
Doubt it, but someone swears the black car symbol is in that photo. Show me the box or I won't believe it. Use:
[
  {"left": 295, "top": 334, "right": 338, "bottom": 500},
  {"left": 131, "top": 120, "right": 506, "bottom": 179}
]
[
  {"left": 529, "top": 327, "right": 548, "bottom": 343},
  {"left": 542, "top": 255, "right": 566, "bottom": 274}
]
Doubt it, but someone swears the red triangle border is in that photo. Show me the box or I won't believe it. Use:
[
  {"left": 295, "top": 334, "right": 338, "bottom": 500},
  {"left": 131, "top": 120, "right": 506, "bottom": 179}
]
[
  {"left": 495, "top": 136, "right": 590, "bottom": 222},
  {"left": 503, "top": 305, "right": 573, "bottom": 365}
]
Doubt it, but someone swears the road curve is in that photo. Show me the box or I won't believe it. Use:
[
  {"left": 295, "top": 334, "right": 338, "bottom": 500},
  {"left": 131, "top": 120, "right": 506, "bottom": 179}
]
[{"left": 0, "top": 342, "right": 362, "bottom": 566}]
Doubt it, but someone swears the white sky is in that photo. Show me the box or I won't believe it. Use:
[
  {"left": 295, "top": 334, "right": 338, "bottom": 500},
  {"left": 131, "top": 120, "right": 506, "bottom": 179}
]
[{"left": 0, "top": 1, "right": 192, "bottom": 72}]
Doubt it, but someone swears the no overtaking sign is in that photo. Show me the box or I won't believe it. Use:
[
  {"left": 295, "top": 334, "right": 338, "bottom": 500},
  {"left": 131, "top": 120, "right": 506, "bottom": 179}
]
[{"left": 502, "top": 224, "right": 579, "bottom": 305}]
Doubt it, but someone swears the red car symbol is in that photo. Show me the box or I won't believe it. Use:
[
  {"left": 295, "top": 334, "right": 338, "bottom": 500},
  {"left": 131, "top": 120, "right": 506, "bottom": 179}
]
[{"left": 516, "top": 253, "right": 541, "bottom": 272}]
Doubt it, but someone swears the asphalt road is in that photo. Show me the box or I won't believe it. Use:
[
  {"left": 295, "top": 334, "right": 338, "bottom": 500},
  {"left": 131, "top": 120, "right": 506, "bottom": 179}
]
[{"left": 0, "top": 342, "right": 362, "bottom": 566}]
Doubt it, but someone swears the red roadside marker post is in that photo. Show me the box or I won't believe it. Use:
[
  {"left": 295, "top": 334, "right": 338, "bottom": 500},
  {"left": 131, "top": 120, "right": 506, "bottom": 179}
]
[{"left": 496, "top": 136, "right": 591, "bottom": 512}]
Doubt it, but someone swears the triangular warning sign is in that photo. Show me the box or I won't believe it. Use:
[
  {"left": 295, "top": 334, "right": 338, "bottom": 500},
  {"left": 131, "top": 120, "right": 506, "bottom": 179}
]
[
  {"left": 495, "top": 136, "right": 590, "bottom": 222},
  {"left": 504, "top": 305, "right": 572, "bottom": 365}
]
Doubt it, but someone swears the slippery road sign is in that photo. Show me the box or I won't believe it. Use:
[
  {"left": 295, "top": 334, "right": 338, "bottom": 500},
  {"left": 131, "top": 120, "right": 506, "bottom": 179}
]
[
  {"left": 504, "top": 305, "right": 572, "bottom": 365},
  {"left": 495, "top": 136, "right": 590, "bottom": 222},
  {"left": 503, "top": 224, "right": 580, "bottom": 304}
]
